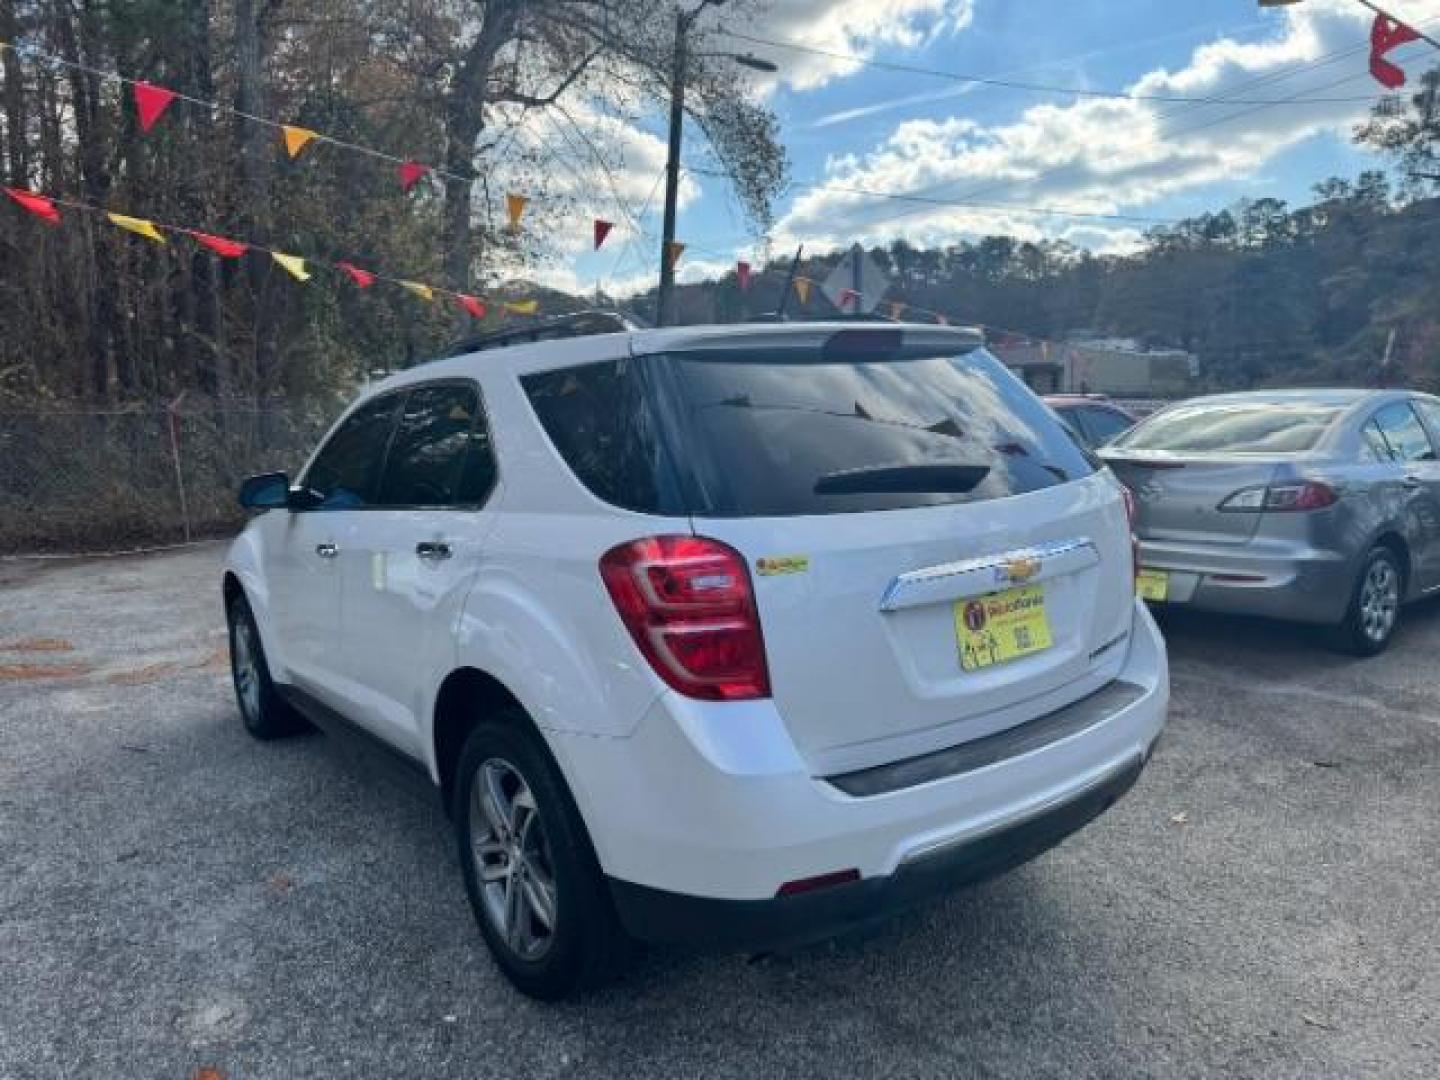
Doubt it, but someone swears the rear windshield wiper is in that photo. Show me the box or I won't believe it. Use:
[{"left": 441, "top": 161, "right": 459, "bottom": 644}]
[{"left": 813, "top": 463, "right": 991, "bottom": 496}]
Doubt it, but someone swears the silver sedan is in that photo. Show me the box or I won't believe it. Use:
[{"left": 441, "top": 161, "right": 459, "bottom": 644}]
[{"left": 1100, "top": 389, "right": 1440, "bottom": 655}]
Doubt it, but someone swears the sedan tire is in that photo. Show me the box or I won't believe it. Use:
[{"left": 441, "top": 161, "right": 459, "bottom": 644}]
[{"left": 1333, "top": 546, "right": 1403, "bottom": 657}]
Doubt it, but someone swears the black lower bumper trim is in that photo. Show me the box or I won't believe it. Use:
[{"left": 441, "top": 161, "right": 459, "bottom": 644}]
[{"left": 608, "top": 754, "right": 1145, "bottom": 951}]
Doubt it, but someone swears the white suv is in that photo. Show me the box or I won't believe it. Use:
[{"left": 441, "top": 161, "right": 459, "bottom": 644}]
[{"left": 224, "top": 319, "right": 1168, "bottom": 998}]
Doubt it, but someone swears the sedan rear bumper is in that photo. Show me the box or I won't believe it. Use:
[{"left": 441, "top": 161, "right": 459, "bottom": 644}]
[{"left": 1138, "top": 537, "right": 1355, "bottom": 624}]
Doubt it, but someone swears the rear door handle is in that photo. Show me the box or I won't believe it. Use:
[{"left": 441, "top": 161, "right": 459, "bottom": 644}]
[
  {"left": 416, "top": 541, "right": 452, "bottom": 561},
  {"left": 315, "top": 542, "right": 338, "bottom": 558}
]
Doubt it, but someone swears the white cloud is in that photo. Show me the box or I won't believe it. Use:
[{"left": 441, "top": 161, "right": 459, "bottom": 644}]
[
  {"left": 771, "top": 0, "right": 1440, "bottom": 255},
  {"left": 721, "top": 0, "right": 975, "bottom": 92}
]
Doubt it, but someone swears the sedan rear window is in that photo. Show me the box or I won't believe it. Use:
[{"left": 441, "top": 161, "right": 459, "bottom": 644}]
[
  {"left": 522, "top": 347, "right": 1093, "bottom": 517},
  {"left": 1116, "top": 402, "right": 1342, "bottom": 454}
]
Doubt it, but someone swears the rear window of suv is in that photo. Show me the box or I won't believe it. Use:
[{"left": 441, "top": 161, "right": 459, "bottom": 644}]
[{"left": 521, "top": 346, "right": 1094, "bottom": 517}]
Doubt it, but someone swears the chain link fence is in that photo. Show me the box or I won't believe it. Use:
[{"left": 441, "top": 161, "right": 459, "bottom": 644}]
[{"left": 0, "top": 403, "right": 338, "bottom": 554}]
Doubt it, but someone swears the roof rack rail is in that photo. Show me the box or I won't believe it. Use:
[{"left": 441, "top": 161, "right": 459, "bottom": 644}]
[{"left": 444, "top": 310, "right": 641, "bottom": 358}]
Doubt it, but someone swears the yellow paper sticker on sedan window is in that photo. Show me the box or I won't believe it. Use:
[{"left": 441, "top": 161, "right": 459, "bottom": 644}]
[{"left": 756, "top": 555, "right": 810, "bottom": 577}]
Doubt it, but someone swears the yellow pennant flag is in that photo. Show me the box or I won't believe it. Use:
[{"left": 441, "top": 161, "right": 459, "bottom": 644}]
[
  {"left": 794, "top": 277, "right": 811, "bottom": 304},
  {"left": 272, "top": 252, "right": 310, "bottom": 281},
  {"left": 504, "top": 299, "right": 538, "bottom": 316},
  {"left": 665, "top": 241, "right": 686, "bottom": 270},
  {"left": 401, "top": 281, "right": 435, "bottom": 302},
  {"left": 282, "top": 125, "right": 319, "bottom": 159},
  {"left": 506, "top": 193, "right": 529, "bottom": 232},
  {"left": 107, "top": 212, "right": 166, "bottom": 244}
]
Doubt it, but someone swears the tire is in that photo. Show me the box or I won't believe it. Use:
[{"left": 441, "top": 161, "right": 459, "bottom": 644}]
[
  {"left": 453, "top": 713, "right": 629, "bottom": 999},
  {"left": 1332, "top": 546, "right": 1404, "bottom": 657},
  {"left": 227, "top": 593, "right": 307, "bottom": 739}
]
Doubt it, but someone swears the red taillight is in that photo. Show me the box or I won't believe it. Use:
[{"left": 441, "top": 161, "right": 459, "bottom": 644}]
[
  {"left": 1120, "top": 485, "right": 1140, "bottom": 586},
  {"left": 599, "top": 535, "right": 771, "bottom": 701},
  {"left": 1218, "top": 481, "right": 1338, "bottom": 513}
]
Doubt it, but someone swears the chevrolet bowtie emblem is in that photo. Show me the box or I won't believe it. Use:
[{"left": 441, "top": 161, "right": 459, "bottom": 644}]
[{"left": 1003, "top": 557, "right": 1041, "bottom": 584}]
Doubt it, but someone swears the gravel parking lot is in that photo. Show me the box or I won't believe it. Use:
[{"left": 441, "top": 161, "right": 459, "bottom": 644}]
[{"left": 2, "top": 542, "right": 1437, "bottom": 1079}]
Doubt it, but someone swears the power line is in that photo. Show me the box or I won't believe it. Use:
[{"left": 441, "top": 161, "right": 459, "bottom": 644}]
[{"left": 718, "top": 29, "right": 1387, "bottom": 107}]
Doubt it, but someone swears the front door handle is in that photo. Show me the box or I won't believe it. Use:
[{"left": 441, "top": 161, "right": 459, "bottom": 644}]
[
  {"left": 416, "top": 541, "right": 452, "bottom": 561},
  {"left": 315, "top": 542, "right": 339, "bottom": 558}
]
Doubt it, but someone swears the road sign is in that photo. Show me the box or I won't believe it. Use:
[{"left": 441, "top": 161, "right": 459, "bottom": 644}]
[{"left": 822, "top": 244, "right": 890, "bottom": 315}]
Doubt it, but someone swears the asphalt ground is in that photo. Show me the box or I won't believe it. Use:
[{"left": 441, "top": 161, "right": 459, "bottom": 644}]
[{"left": 1, "top": 542, "right": 1436, "bottom": 1079}]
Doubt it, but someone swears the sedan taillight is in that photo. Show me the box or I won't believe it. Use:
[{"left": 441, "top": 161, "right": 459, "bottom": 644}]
[
  {"left": 1218, "top": 481, "right": 1338, "bottom": 512},
  {"left": 1120, "top": 485, "right": 1140, "bottom": 585},
  {"left": 600, "top": 536, "right": 771, "bottom": 701}
]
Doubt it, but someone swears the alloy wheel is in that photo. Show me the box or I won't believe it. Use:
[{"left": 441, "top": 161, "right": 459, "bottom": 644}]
[
  {"left": 469, "top": 758, "right": 558, "bottom": 961},
  {"left": 1359, "top": 558, "right": 1399, "bottom": 644},
  {"left": 231, "top": 613, "right": 262, "bottom": 722}
]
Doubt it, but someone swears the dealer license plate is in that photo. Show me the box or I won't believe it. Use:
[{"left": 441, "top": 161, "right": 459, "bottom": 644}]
[
  {"left": 955, "top": 585, "right": 1052, "bottom": 672},
  {"left": 1137, "top": 569, "right": 1169, "bottom": 602}
]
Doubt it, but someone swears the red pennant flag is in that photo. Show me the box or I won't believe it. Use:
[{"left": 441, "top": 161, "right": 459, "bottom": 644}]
[
  {"left": 838, "top": 287, "right": 861, "bottom": 311},
  {"left": 593, "top": 219, "right": 614, "bottom": 250},
  {"left": 399, "top": 161, "right": 431, "bottom": 192},
  {"left": 3, "top": 186, "right": 60, "bottom": 224},
  {"left": 936, "top": 313, "right": 949, "bottom": 326},
  {"left": 456, "top": 294, "right": 487, "bottom": 320},
  {"left": 337, "top": 262, "right": 376, "bottom": 288},
  {"left": 736, "top": 261, "right": 752, "bottom": 290},
  {"left": 1370, "top": 14, "right": 1421, "bottom": 89},
  {"left": 188, "top": 231, "right": 247, "bottom": 258},
  {"left": 133, "top": 81, "right": 178, "bottom": 132}
]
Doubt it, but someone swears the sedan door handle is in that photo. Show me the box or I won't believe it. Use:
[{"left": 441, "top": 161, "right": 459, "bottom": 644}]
[
  {"left": 416, "top": 541, "right": 452, "bottom": 561},
  {"left": 315, "top": 542, "right": 339, "bottom": 559}
]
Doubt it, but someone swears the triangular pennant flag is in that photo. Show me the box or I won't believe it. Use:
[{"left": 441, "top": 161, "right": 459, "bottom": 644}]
[
  {"left": 336, "top": 261, "right": 375, "bottom": 288},
  {"left": 504, "top": 299, "right": 538, "bottom": 316},
  {"left": 593, "top": 219, "right": 614, "bottom": 250},
  {"left": 456, "top": 294, "right": 487, "bottom": 320},
  {"left": 282, "top": 125, "right": 319, "bottom": 159},
  {"left": 399, "top": 161, "right": 431, "bottom": 192},
  {"left": 3, "top": 186, "right": 61, "bottom": 224},
  {"left": 188, "top": 231, "right": 248, "bottom": 258},
  {"left": 935, "top": 312, "right": 949, "bottom": 326},
  {"left": 506, "top": 193, "right": 529, "bottom": 232},
  {"left": 401, "top": 281, "right": 434, "bottom": 302},
  {"left": 838, "top": 287, "right": 860, "bottom": 312},
  {"left": 108, "top": 213, "right": 167, "bottom": 244},
  {"left": 888, "top": 300, "right": 906, "bottom": 320},
  {"left": 793, "top": 277, "right": 811, "bottom": 304},
  {"left": 736, "top": 261, "right": 752, "bottom": 290},
  {"left": 665, "top": 242, "right": 686, "bottom": 270},
  {"left": 133, "top": 81, "right": 178, "bottom": 133},
  {"left": 1370, "top": 13, "right": 1421, "bottom": 89},
  {"left": 272, "top": 252, "right": 310, "bottom": 281}
]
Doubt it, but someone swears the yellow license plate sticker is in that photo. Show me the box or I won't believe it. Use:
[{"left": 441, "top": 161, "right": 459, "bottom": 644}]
[
  {"left": 956, "top": 585, "right": 1052, "bottom": 672},
  {"left": 1137, "top": 569, "right": 1169, "bottom": 602}
]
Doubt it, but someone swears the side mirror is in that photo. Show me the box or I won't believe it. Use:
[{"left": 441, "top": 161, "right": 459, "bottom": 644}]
[{"left": 238, "top": 472, "right": 291, "bottom": 510}]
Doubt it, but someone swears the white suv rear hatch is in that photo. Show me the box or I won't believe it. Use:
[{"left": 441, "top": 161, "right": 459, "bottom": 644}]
[{"left": 522, "top": 328, "right": 1135, "bottom": 776}]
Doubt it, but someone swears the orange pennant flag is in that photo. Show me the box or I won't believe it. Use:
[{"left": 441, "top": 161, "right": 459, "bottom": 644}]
[
  {"left": 888, "top": 300, "right": 906, "bottom": 320},
  {"left": 108, "top": 213, "right": 166, "bottom": 244},
  {"left": 665, "top": 241, "right": 686, "bottom": 270},
  {"left": 794, "top": 277, "right": 811, "bottom": 304},
  {"left": 401, "top": 281, "right": 435, "bottom": 302},
  {"left": 504, "top": 299, "right": 538, "bottom": 316},
  {"left": 506, "top": 193, "right": 529, "bottom": 232},
  {"left": 272, "top": 252, "right": 310, "bottom": 281},
  {"left": 282, "top": 125, "right": 318, "bottom": 159}
]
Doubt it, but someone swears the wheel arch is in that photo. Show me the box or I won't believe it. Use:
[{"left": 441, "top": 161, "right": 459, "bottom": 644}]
[
  {"left": 432, "top": 666, "right": 543, "bottom": 815},
  {"left": 1370, "top": 530, "right": 1412, "bottom": 595}
]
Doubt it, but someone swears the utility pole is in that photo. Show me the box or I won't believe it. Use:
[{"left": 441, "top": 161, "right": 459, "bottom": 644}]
[{"left": 654, "top": 2, "right": 777, "bottom": 326}]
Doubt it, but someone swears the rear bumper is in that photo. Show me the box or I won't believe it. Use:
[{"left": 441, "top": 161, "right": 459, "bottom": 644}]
[
  {"left": 546, "top": 601, "right": 1168, "bottom": 948},
  {"left": 1138, "top": 537, "right": 1355, "bottom": 624},
  {"left": 608, "top": 752, "right": 1144, "bottom": 950}
]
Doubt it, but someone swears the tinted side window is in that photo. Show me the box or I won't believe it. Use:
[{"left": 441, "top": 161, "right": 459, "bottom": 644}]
[
  {"left": 304, "top": 395, "right": 401, "bottom": 508},
  {"left": 1079, "top": 405, "right": 1133, "bottom": 445},
  {"left": 377, "top": 384, "right": 493, "bottom": 507},
  {"left": 521, "top": 359, "right": 682, "bottom": 514},
  {"left": 1371, "top": 402, "right": 1435, "bottom": 464},
  {"left": 1361, "top": 419, "right": 1394, "bottom": 462}
]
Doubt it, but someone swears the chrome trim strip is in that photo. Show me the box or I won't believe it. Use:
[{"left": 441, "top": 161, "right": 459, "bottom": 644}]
[{"left": 879, "top": 538, "right": 1098, "bottom": 612}]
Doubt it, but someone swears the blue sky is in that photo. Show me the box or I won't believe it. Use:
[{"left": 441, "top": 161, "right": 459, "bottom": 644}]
[{"left": 525, "top": 0, "right": 1439, "bottom": 296}]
